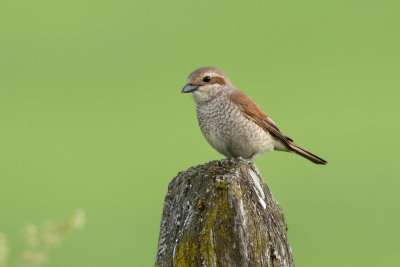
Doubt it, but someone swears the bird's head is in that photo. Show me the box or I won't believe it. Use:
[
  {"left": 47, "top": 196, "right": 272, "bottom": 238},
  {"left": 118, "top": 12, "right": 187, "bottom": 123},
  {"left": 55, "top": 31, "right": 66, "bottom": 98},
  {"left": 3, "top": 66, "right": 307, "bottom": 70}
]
[{"left": 182, "top": 66, "right": 231, "bottom": 103}]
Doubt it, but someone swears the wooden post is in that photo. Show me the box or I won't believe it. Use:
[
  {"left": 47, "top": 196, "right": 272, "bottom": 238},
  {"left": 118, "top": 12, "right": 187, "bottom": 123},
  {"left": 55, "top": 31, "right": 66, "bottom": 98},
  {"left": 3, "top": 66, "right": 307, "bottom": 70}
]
[{"left": 155, "top": 158, "right": 294, "bottom": 267}]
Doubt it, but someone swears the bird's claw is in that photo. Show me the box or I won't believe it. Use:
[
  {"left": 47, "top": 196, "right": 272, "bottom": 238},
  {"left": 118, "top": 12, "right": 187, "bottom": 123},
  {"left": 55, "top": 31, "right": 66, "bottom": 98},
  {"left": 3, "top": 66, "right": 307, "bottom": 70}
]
[{"left": 235, "top": 155, "right": 254, "bottom": 164}]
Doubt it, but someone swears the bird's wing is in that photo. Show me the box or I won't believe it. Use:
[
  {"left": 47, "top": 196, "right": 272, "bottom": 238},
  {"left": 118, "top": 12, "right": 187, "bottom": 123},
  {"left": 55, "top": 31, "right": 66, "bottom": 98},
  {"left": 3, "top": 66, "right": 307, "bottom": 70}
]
[{"left": 230, "top": 90, "right": 292, "bottom": 146}]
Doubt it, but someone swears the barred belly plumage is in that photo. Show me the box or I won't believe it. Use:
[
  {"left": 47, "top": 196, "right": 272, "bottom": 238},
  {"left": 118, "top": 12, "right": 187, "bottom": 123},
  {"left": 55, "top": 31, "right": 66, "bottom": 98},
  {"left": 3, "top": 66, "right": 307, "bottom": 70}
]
[{"left": 196, "top": 93, "right": 275, "bottom": 159}]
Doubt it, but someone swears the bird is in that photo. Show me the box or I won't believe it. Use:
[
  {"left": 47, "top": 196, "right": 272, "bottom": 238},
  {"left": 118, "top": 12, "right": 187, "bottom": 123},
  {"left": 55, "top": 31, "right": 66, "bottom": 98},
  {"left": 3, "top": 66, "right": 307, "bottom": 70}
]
[{"left": 181, "top": 66, "right": 327, "bottom": 164}]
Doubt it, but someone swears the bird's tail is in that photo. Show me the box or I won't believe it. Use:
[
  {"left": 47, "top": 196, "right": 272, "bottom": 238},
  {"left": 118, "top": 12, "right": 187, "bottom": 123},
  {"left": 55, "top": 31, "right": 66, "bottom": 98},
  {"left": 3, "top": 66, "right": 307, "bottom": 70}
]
[{"left": 289, "top": 142, "right": 327, "bottom": 165}]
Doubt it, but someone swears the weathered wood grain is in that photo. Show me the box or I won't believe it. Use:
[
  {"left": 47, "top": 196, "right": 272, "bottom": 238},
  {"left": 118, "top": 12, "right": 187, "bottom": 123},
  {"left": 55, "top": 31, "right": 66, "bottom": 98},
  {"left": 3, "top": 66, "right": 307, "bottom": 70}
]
[{"left": 155, "top": 158, "right": 294, "bottom": 267}]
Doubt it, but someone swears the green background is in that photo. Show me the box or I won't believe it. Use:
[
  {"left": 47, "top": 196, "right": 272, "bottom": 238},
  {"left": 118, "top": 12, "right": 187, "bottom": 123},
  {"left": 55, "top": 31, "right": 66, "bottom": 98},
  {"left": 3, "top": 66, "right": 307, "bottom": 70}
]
[{"left": 1, "top": 0, "right": 399, "bottom": 266}]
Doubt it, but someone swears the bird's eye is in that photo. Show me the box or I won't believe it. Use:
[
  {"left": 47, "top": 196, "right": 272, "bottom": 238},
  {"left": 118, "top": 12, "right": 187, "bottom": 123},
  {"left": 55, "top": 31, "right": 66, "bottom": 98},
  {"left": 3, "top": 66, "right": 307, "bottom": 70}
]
[{"left": 202, "top": 76, "right": 211, "bottom": 82}]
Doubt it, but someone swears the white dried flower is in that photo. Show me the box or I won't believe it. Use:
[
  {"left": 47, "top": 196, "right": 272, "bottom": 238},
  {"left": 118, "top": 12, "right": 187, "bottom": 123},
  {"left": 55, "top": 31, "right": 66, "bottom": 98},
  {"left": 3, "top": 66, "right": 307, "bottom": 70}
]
[
  {"left": 0, "top": 234, "right": 9, "bottom": 267},
  {"left": 69, "top": 210, "right": 86, "bottom": 229},
  {"left": 22, "top": 250, "right": 47, "bottom": 265},
  {"left": 23, "top": 224, "right": 39, "bottom": 248}
]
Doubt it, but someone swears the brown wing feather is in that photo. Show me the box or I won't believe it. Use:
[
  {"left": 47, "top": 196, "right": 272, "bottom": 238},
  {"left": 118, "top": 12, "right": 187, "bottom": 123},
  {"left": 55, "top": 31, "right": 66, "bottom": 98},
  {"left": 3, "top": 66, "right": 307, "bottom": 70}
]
[
  {"left": 230, "top": 90, "right": 291, "bottom": 148},
  {"left": 230, "top": 90, "right": 327, "bottom": 164}
]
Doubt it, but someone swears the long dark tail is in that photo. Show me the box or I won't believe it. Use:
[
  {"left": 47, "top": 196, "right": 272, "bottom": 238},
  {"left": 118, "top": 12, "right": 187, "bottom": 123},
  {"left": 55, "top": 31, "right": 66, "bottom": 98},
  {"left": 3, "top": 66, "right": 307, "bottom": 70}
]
[{"left": 289, "top": 142, "right": 327, "bottom": 164}]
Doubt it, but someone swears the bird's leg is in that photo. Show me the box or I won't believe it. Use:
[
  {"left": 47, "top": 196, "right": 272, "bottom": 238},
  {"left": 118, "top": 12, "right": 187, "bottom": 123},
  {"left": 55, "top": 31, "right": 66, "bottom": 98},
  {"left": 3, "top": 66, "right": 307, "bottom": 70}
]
[
  {"left": 246, "top": 153, "right": 256, "bottom": 161},
  {"left": 235, "top": 154, "right": 255, "bottom": 163}
]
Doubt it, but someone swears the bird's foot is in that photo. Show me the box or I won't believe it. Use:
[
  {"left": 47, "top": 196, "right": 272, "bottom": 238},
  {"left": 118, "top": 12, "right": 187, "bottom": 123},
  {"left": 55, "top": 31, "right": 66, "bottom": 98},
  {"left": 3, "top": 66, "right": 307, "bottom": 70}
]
[
  {"left": 235, "top": 154, "right": 255, "bottom": 164},
  {"left": 235, "top": 156, "right": 246, "bottom": 162},
  {"left": 246, "top": 153, "right": 256, "bottom": 161}
]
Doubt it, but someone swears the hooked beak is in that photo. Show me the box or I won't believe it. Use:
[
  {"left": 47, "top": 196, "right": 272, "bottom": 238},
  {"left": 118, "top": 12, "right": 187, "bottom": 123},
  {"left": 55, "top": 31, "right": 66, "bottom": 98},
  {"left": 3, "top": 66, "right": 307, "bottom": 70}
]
[{"left": 181, "top": 83, "right": 199, "bottom": 93}]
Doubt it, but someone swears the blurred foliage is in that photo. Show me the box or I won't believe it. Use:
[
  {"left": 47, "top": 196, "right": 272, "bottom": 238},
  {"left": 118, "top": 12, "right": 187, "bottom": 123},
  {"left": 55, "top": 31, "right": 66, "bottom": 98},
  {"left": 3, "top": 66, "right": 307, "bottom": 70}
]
[
  {"left": 0, "top": 0, "right": 399, "bottom": 266},
  {"left": 0, "top": 235, "right": 9, "bottom": 267},
  {"left": 0, "top": 211, "right": 85, "bottom": 267}
]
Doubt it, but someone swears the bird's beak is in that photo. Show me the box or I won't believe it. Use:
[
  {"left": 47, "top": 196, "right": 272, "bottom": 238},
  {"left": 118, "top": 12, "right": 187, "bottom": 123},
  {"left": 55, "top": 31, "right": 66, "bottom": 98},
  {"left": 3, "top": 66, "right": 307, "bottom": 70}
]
[{"left": 182, "top": 83, "right": 199, "bottom": 93}]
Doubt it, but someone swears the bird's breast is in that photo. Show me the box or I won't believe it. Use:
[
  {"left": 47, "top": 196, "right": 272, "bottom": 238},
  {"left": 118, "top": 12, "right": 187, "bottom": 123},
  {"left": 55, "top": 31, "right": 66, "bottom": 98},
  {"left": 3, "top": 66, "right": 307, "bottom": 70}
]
[{"left": 196, "top": 96, "right": 275, "bottom": 158}]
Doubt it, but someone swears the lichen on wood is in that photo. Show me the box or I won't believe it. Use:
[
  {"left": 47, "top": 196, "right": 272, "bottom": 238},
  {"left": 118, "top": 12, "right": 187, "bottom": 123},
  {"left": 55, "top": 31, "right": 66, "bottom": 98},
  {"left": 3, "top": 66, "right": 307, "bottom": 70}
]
[{"left": 155, "top": 158, "right": 294, "bottom": 267}]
